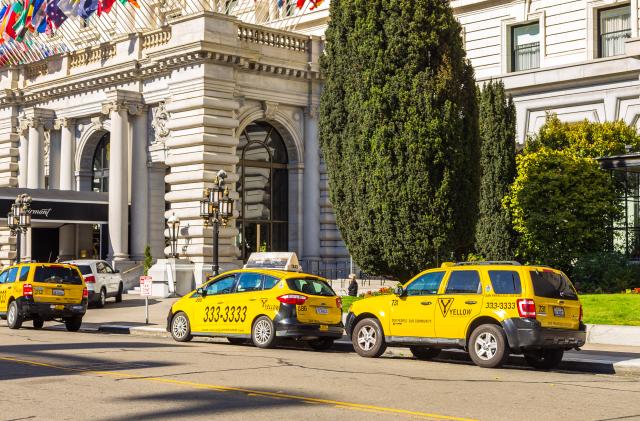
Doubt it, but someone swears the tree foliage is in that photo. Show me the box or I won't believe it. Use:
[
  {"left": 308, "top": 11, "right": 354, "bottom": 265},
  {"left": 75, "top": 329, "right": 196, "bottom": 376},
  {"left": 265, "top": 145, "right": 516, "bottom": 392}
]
[
  {"left": 505, "top": 116, "right": 640, "bottom": 272},
  {"left": 475, "top": 80, "right": 517, "bottom": 260},
  {"left": 319, "top": 0, "right": 480, "bottom": 280}
]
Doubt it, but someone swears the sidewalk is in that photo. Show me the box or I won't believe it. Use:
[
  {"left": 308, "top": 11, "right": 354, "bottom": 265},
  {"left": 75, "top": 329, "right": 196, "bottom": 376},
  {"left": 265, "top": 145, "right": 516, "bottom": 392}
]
[{"left": 46, "top": 295, "right": 640, "bottom": 376}]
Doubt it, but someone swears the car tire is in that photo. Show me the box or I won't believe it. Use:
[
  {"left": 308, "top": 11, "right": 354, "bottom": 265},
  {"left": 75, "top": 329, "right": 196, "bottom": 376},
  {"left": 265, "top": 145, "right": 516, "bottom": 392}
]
[
  {"left": 468, "top": 324, "right": 510, "bottom": 368},
  {"left": 64, "top": 316, "right": 83, "bottom": 332},
  {"left": 524, "top": 349, "right": 564, "bottom": 370},
  {"left": 352, "top": 318, "right": 387, "bottom": 358},
  {"left": 170, "top": 312, "right": 193, "bottom": 342},
  {"left": 6, "top": 301, "right": 22, "bottom": 329},
  {"left": 96, "top": 288, "right": 107, "bottom": 309},
  {"left": 252, "top": 316, "right": 277, "bottom": 349},
  {"left": 32, "top": 317, "right": 44, "bottom": 329},
  {"left": 309, "top": 338, "right": 335, "bottom": 351},
  {"left": 227, "top": 338, "right": 246, "bottom": 345},
  {"left": 115, "top": 283, "right": 123, "bottom": 303},
  {"left": 409, "top": 346, "right": 441, "bottom": 360}
]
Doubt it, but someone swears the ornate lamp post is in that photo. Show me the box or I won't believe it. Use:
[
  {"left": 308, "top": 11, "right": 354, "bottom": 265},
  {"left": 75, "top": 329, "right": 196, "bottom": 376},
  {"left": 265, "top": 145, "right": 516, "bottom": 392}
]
[
  {"left": 200, "top": 170, "right": 234, "bottom": 276},
  {"left": 167, "top": 213, "right": 180, "bottom": 258},
  {"left": 7, "top": 194, "right": 32, "bottom": 264}
]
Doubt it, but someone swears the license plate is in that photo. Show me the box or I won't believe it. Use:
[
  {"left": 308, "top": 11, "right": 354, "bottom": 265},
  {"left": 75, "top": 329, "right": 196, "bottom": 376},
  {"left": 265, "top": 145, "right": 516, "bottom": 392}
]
[
  {"left": 316, "top": 307, "right": 329, "bottom": 315},
  {"left": 50, "top": 305, "right": 64, "bottom": 311},
  {"left": 52, "top": 289, "right": 65, "bottom": 296},
  {"left": 553, "top": 307, "right": 565, "bottom": 317},
  {"left": 319, "top": 324, "right": 328, "bottom": 331}
]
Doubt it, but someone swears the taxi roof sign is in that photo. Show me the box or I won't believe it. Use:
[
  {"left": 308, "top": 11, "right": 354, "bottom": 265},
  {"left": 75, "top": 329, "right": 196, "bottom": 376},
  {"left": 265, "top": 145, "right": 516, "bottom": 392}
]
[{"left": 243, "top": 252, "right": 302, "bottom": 272}]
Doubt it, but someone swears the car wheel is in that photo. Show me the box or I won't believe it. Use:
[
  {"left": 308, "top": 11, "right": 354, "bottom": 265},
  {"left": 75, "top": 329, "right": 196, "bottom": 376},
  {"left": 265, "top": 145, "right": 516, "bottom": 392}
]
[
  {"left": 308, "top": 338, "right": 335, "bottom": 351},
  {"left": 7, "top": 301, "right": 22, "bottom": 329},
  {"left": 96, "top": 288, "right": 106, "bottom": 308},
  {"left": 469, "top": 324, "right": 510, "bottom": 368},
  {"left": 524, "top": 349, "right": 564, "bottom": 370},
  {"left": 227, "top": 338, "right": 246, "bottom": 345},
  {"left": 64, "top": 316, "right": 83, "bottom": 332},
  {"left": 170, "top": 312, "right": 193, "bottom": 342},
  {"left": 252, "top": 316, "right": 277, "bottom": 349},
  {"left": 352, "top": 318, "right": 387, "bottom": 358},
  {"left": 409, "top": 346, "right": 441, "bottom": 360},
  {"left": 115, "top": 283, "right": 123, "bottom": 303},
  {"left": 32, "top": 317, "right": 44, "bottom": 329}
]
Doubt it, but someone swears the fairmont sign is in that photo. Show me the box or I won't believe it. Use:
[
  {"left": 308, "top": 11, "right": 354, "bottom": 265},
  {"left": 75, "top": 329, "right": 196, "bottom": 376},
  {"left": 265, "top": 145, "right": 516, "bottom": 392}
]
[{"left": 0, "top": 198, "right": 108, "bottom": 224}]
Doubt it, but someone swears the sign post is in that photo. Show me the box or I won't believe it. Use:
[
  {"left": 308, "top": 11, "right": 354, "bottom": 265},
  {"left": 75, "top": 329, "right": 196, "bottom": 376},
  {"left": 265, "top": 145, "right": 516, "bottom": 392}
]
[{"left": 139, "top": 276, "right": 153, "bottom": 325}]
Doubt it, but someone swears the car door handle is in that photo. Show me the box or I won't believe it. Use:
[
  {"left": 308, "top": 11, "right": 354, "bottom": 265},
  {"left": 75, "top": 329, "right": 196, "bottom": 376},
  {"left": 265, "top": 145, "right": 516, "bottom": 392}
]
[
  {"left": 420, "top": 301, "right": 432, "bottom": 306},
  {"left": 248, "top": 299, "right": 256, "bottom": 301},
  {"left": 465, "top": 300, "right": 477, "bottom": 305},
  {"left": 217, "top": 301, "right": 224, "bottom": 304}
]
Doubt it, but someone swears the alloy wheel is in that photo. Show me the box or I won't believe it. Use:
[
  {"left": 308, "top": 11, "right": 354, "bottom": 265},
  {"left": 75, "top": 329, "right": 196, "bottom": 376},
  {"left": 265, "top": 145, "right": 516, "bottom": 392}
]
[
  {"left": 357, "top": 325, "right": 377, "bottom": 351},
  {"left": 7, "top": 305, "right": 15, "bottom": 326},
  {"left": 172, "top": 314, "right": 188, "bottom": 340},
  {"left": 254, "top": 319, "right": 272, "bottom": 345},
  {"left": 474, "top": 332, "right": 498, "bottom": 361}
]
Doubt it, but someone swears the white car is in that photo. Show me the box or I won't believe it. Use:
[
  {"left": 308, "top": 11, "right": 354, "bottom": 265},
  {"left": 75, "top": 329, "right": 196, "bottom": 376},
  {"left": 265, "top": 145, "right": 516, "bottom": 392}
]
[{"left": 65, "top": 260, "right": 124, "bottom": 308}]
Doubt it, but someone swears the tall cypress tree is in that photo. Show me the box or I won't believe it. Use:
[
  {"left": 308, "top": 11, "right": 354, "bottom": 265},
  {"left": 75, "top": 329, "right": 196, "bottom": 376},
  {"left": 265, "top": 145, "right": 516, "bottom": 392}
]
[
  {"left": 319, "top": 0, "right": 480, "bottom": 281},
  {"left": 475, "top": 80, "right": 517, "bottom": 260}
]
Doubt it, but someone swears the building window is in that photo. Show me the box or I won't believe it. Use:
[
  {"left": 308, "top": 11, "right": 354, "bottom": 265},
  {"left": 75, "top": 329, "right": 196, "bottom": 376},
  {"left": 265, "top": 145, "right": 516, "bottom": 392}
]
[
  {"left": 235, "top": 122, "right": 289, "bottom": 262},
  {"left": 92, "top": 133, "right": 109, "bottom": 193},
  {"left": 613, "top": 171, "right": 640, "bottom": 259},
  {"left": 511, "top": 22, "right": 540, "bottom": 72},
  {"left": 599, "top": 5, "right": 631, "bottom": 58}
]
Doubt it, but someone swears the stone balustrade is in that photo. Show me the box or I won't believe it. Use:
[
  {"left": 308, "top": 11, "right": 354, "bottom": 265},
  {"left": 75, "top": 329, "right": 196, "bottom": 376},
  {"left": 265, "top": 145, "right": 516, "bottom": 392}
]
[{"left": 237, "top": 23, "right": 308, "bottom": 52}]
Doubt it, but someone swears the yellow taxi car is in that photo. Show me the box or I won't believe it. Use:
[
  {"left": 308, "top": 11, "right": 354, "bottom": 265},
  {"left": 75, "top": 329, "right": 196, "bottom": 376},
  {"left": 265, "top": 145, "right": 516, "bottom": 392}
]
[
  {"left": 166, "top": 253, "right": 343, "bottom": 350},
  {"left": 345, "top": 262, "right": 586, "bottom": 369},
  {"left": 0, "top": 263, "right": 88, "bottom": 331}
]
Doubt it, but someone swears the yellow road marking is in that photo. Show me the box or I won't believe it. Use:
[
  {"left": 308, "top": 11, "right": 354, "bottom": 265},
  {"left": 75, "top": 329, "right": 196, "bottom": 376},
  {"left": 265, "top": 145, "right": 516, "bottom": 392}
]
[{"left": 0, "top": 356, "right": 476, "bottom": 421}]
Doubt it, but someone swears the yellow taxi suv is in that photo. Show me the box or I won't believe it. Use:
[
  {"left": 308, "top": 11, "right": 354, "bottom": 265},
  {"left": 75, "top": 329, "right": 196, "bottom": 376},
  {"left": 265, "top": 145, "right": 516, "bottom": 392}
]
[
  {"left": 0, "top": 263, "right": 88, "bottom": 331},
  {"left": 345, "top": 261, "right": 586, "bottom": 369},
  {"left": 167, "top": 253, "right": 343, "bottom": 350}
]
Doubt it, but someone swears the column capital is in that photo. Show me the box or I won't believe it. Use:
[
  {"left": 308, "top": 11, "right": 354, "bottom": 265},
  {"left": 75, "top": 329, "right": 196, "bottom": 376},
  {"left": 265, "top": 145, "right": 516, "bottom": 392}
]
[
  {"left": 103, "top": 89, "right": 144, "bottom": 116},
  {"left": 54, "top": 117, "right": 74, "bottom": 130},
  {"left": 20, "top": 108, "right": 55, "bottom": 130}
]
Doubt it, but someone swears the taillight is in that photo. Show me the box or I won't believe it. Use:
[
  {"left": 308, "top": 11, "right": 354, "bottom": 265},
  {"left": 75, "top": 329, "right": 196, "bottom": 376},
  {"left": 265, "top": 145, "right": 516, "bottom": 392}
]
[
  {"left": 83, "top": 287, "right": 88, "bottom": 298},
  {"left": 517, "top": 299, "right": 536, "bottom": 318},
  {"left": 84, "top": 275, "right": 96, "bottom": 284},
  {"left": 277, "top": 294, "right": 307, "bottom": 305},
  {"left": 579, "top": 305, "right": 583, "bottom": 322},
  {"left": 22, "top": 283, "right": 33, "bottom": 297},
  {"left": 336, "top": 296, "right": 342, "bottom": 309}
]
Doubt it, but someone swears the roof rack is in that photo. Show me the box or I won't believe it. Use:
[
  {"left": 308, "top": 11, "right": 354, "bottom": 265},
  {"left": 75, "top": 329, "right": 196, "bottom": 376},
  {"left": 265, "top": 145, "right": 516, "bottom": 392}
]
[{"left": 454, "top": 261, "right": 521, "bottom": 266}]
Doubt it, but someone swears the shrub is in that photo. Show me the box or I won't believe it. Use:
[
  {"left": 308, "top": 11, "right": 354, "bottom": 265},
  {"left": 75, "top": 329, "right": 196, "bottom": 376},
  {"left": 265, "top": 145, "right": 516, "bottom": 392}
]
[{"left": 572, "top": 252, "right": 640, "bottom": 293}]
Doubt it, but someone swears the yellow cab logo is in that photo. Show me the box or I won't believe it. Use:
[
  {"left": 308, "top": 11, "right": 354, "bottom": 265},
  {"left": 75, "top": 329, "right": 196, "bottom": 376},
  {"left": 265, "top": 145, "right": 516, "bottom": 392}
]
[{"left": 438, "top": 298, "right": 453, "bottom": 317}]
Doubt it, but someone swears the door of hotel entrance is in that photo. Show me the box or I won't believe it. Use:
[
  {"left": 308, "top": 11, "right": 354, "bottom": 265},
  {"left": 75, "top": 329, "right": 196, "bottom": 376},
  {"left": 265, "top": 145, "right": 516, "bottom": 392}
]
[{"left": 31, "top": 228, "right": 59, "bottom": 263}]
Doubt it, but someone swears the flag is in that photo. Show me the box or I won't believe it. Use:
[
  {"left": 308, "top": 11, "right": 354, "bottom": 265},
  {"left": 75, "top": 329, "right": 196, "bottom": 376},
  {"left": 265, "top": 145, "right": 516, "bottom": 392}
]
[
  {"left": 45, "top": 0, "right": 68, "bottom": 29},
  {"left": 296, "top": 0, "right": 304, "bottom": 8},
  {"left": 5, "top": 2, "right": 24, "bottom": 40},
  {"left": 30, "top": 0, "right": 46, "bottom": 31},
  {"left": 13, "top": 0, "right": 32, "bottom": 41},
  {"left": 309, "top": 0, "right": 323, "bottom": 9},
  {"left": 78, "top": 0, "right": 98, "bottom": 19},
  {"left": 97, "top": 0, "right": 116, "bottom": 16},
  {"left": 277, "top": 0, "right": 283, "bottom": 8}
]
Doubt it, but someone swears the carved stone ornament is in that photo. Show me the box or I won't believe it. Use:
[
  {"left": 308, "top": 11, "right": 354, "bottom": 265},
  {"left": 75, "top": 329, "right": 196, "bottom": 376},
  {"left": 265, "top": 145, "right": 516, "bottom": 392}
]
[
  {"left": 263, "top": 101, "right": 279, "bottom": 120},
  {"left": 18, "top": 116, "right": 33, "bottom": 132},
  {"left": 151, "top": 101, "right": 170, "bottom": 146},
  {"left": 43, "top": 130, "right": 50, "bottom": 177},
  {"left": 53, "top": 117, "right": 71, "bottom": 130},
  {"left": 91, "top": 115, "right": 105, "bottom": 131}
]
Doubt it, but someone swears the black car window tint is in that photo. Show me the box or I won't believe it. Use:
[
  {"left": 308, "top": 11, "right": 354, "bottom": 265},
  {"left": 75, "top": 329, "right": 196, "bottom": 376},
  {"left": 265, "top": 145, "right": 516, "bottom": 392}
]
[
  {"left": 488, "top": 271, "right": 522, "bottom": 294},
  {"left": 445, "top": 270, "right": 481, "bottom": 294}
]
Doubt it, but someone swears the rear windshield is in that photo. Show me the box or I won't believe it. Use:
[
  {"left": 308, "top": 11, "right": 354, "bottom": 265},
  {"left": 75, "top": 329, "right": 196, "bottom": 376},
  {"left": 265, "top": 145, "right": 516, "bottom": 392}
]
[
  {"left": 76, "top": 265, "right": 93, "bottom": 275},
  {"left": 34, "top": 266, "right": 83, "bottom": 285},
  {"left": 287, "top": 278, "right": 336, "bottom": 297},
  {"left": 530, "top": 270, "right": 578, "bottom": 300}
]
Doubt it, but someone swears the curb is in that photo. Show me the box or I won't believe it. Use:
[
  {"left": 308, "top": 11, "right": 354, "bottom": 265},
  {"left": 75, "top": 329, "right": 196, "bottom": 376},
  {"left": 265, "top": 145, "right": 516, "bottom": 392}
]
[{"left": 59, "top": 324, "right": 640, "bottom": 377}]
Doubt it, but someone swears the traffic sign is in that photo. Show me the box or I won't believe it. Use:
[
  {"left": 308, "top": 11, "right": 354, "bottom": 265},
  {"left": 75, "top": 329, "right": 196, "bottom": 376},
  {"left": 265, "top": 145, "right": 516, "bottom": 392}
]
[{"left": 140, "top": 276, "right": 152, "bottom": 297}]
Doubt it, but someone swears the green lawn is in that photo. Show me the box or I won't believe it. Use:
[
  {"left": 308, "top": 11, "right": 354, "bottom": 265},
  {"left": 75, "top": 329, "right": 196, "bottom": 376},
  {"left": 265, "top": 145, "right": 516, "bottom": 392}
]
[
  {"left": 340, "top": 293, "right": 640, "bottom": 326},
  {"left": 580, "top": 294, "right": 640, "bottom": 326}
]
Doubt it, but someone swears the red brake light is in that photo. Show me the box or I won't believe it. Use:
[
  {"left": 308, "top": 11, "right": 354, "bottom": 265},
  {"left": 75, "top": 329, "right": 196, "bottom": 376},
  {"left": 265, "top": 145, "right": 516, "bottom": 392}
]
[
  {"left": 517, "top": 299, "right": 536, "bottom": 318},
  {"left": 277, "top": 294, "right": 307, "bottom": 305},
  {"left": 23, "top": 283, "right": 33, "bottom": 297},
  {"left": 84, "top": 275, "right": 96, "bottom": 284},
  {"left": 83, "top": 287, "right": 88, "bottom": 298},
  {"left": 336, "top": 296, "right": 342, "bottom": 309}
]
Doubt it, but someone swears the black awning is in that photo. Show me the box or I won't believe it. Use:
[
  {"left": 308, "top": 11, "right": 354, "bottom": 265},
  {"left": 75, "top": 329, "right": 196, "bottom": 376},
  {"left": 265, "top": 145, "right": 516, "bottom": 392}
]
[
  {"left": 597, "top": 153, "right": 640, "bottom": 173},
  {"left": 0, "top": 188, "right": 109, "bottom": 224}
]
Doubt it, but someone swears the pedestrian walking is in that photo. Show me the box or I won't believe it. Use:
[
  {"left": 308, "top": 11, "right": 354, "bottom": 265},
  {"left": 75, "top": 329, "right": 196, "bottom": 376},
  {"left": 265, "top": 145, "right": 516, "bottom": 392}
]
[{"left": 348, "top": 274, "right": 358, "bottom": 297}]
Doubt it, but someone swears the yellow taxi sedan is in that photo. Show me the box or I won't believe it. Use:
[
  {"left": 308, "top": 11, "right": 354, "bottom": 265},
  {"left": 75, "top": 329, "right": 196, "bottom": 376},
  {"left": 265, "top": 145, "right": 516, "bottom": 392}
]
[{"left": 166, "top": 260, "right": 343, "bottom": 350}]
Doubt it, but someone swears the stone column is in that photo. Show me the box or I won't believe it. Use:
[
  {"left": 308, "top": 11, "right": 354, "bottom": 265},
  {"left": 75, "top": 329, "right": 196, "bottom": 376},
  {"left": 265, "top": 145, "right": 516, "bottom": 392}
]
[
  {"left": 24, "top": 109, "right": 53, "bottom": 189},
  {"left": 303, "top": 106, "right": 321, "bottom": 261},
  {"left": 130, "top": 107, "right": 149, "bottom": 261},
  {"left": 17, "top": 119, "right": 29, "bottom": 188},
  {"left": 56, "top": 118, "right": 76, "bottom": 191},
  {"left": 102, "top": 93, "right": 136, "bottom": 261}
]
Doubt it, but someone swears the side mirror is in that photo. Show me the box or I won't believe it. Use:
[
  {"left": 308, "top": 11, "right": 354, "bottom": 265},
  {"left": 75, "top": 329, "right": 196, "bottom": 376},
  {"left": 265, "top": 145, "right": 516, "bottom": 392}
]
[
  {"left": 196, "top": 287, "right": 207, "bottom": 297},
  {"left": 394, "top": 285, "right": 404, "bottom": 296}
]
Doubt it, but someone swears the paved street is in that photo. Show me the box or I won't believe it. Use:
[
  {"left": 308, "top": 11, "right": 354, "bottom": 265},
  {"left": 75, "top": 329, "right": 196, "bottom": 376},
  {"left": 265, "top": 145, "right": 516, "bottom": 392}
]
[{"left": 1, "top": 327, "right": 639, "bottom": 421}]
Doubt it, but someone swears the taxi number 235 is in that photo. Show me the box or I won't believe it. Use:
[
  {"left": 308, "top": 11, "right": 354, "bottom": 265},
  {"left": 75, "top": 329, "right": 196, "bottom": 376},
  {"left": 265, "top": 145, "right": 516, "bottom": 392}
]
[{"left": 203, "top": 305, "right": 247, "bottom": 323}]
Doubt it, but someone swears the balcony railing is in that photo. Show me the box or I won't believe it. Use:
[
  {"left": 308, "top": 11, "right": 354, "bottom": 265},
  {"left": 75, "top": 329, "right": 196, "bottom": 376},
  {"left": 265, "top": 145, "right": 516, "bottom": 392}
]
[{"left": 600, "top": 28, "right": 632, "bottom": 58}]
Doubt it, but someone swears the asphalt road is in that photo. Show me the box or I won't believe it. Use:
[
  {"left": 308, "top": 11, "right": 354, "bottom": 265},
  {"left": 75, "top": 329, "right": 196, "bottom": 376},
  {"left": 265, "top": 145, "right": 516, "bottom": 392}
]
[{"left": 0, "top": 328, "right": 639, "bottom": 421}]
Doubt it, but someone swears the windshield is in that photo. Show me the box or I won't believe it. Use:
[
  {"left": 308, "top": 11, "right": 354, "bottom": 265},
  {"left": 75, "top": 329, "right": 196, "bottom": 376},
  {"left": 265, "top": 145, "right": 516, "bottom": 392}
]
[
  {"left": 34, "top": 266, "right": 83, "bottom": 285},
  {"left": 287, "top": 278, "right": 336, "bottom": 297},
  {"left": 530, "top": 270, "right": 578, "bottom": 300}
]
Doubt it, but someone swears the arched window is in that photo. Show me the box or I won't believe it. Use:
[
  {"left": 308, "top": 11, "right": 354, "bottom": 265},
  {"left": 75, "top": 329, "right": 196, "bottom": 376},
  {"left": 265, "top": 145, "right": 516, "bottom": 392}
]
[
  {"left": 236, "top": 122, "right": 288, "bottom": 261},
  {"left": 92, "top": 133, "right": 110, "bottom": 192}
]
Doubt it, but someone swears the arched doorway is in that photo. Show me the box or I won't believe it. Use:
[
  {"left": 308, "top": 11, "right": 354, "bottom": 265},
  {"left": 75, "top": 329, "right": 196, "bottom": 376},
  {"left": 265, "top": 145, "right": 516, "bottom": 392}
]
[
  {"left": 92, "top": 133, "right": 110, "bottom": 192},
  {"left": 236, "top": 121, "right": 289, "bottom": 261}
]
